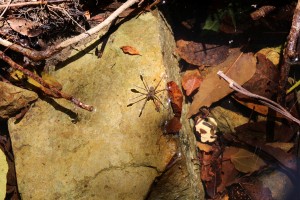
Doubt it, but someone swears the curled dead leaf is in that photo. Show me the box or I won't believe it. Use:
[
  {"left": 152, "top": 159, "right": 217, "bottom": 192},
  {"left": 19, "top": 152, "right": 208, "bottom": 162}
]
[
  {"left": 120, "top": 46, "right": 141, "bottom": 55},
  {"left": 167, "top": 81, "right": 183, "bottom": 118}
]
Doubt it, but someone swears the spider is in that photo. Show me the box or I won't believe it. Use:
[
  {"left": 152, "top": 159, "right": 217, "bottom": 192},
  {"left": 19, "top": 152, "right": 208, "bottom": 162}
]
[{"left": 127, "top": 74, "right": 166, "bottom": 117}]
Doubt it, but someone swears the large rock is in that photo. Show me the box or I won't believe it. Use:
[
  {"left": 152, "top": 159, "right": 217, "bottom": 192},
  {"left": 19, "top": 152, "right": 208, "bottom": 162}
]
[
  {"left": 8, "top": 11, "right": 179, "bottom": 199},
  {"left": 0, "top": 148, "right": 8, "bottom": 200}
]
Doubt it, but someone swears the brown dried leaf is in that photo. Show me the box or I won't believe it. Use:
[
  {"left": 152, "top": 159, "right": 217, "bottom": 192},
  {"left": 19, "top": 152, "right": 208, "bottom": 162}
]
[
  {"left": 181, "top": 69, "right": 202, "bottom": 96},
  {"left": 167, "top": 81, "right": 183, "bottom": 118},
  {"left": 196, "top": 141, "right": 213, "bottom": 153},
  {"left": 230, "top": 148, "right": 266, "bottom": 173},
  {"left": 7, "top": 17, "right": 42, "bottom": 37},
  {"left": 232, "top": 96, "right": 285, "bottom": 118},
  {"left": 165, "top": 117, "right": 182, "bottom": 134},
  {"left": 176, "top": 39, "right": 229, "bottom": 66},
  {"left": 234, "top": 53, "right": 279, "bottom": 100},
  {"left": 235, "top": 121, "right": 294, "bottom": 142},
  {"left": 265, "top": 142, "right": 294, "bottom": 152},
  {"left": 218, "top": 161, "right": 239, "bottom": 193},
  {"left": 120, "top": 46, "right": 141, "bottom": 55},
  {"left": 257, "top": 143, "right": 297, "bottom": 171},
  {"left": 187, "top": 50, "right": 257, "bottom": 118}
]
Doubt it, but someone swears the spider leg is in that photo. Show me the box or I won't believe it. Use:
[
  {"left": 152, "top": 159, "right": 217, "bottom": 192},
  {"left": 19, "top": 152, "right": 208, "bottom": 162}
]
[
  {"left": 153, "top": 95, "right": 167, "bottom": 109},
  {"left": 154, "top": 76, "right": 164, "bottom": 91},
  {"left": 127, "top": 96, "right": 147, "bottom": 107},
  {"left": 131, "top": 88, "right": 147, "bottom": 95},
  {"left": 151, "top": 99, "right": 160, "bottom": 112},
  {"left": 140, "top": 74, "right": 150, "bottom": 91},
  {"left": 134, "top": 85, "right": 148, "bottom": 92},
  {"left": 129, "top": 93, "right": 147, "bottom": 101},
  {"left": 139, "top": 98, "right": 148, "bottom": 117},
  {"left": 155, "top": 88, "right": 167, "bottom": 95}
]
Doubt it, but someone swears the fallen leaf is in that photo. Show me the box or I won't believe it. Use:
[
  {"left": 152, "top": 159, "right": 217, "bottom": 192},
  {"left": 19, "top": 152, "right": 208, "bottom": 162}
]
[
  {"left": 181, "top": 69, "right": 202, "bottom": 96},
  {"left": 176, "top": 39, "right": 229, "bottom": 66},
  {"left": 241, "top": 181, "right": 273, "bottom": 200},
  {"left": 10, "top": 69, "right": 62, "bottom": 98},
  {"left": 200, "top": 153, "right": 222, "bottom": 198},
  {"left": 232, "top": 96, "right": 285, "bottom": 118},
  {"left": 196, "top": 141, "right": 213, "bottom": 153},
  {"left": 254, "top": 143, "right": 297, "bottom": 171},
  {"left": 256, "top": 47, "right": 281, "bottom": 66},
  {"left": 7, "top": 17, "right": 43, "bottom": 37},
  {"left": 164, "top": 117, "right": 182, "bottom": 134},
  {"left": 187, "top": 50, "right": 257, "bottom": 118},
  {"left": 41, "top": 72, "right": 62, "bottom": 91},
  {"left": 235, "top": 121, "right": 294, "bottom": 142},
  {"left": 167, "top": 81, "right": 183, "bottom": 118},
  {"left": 217, "top": 159, "right": 239, "bottom": 193},
  {"left": 230, "top": 148, "right": 266, "bottom": 173},
  {"left": 265, "top": 142, "right": 294, "bottom": 152},
  {"left": 234, "top": 53, "right": 279, "bottom": 100},
  {"left": 120, "top": 46, "right": 140, "bottom": 55}
]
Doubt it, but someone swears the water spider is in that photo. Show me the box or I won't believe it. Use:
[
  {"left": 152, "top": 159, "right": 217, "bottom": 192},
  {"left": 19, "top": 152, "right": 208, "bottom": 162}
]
[{"left": 127, "top": 75, "right": 166, "bottom": 117}]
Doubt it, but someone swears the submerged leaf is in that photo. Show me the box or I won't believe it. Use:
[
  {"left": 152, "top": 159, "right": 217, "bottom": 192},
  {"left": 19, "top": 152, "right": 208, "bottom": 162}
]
[
  {"left": 181, "top": 69, "right": 202, "bottom": 96},
  {"left": 265, "top": 142, "right": 294, "bottom": 152},
  {"left": 176, "top": 39, "right": 229, "bottom": 66},
  {"left": 187, "top": 50, "right": 257, "bottom": 118},
  {"left": 230, "top": 148, "right": 266, "bottom": 173}
]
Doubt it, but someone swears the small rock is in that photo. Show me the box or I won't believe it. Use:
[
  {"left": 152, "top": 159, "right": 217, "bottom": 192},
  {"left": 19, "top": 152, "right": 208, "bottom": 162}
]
[{"left": 0, "top": 82, "right": 37, "bottom": 119}]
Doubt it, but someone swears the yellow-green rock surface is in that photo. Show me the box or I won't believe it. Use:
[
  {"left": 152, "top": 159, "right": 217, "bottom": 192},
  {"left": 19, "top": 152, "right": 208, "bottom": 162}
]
[{"left": 8, "top": 11, "right": 178, "bottom": 200}]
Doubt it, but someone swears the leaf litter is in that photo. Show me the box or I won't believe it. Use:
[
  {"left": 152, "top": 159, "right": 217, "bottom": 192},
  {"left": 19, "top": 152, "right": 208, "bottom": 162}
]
[{"left": 187, "top": 49, "right": 257, "bottom": 118}]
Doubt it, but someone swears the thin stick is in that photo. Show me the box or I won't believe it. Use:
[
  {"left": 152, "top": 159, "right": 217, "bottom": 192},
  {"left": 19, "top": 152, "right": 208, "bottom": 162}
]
[
  {"left": 0, "top": 0, "right": 73, "bottom": 9},
  {"left": 0, "top": 0, "right": 12, "bottom": 18},
  {"left": 0, "top": 0, "right": 139, "bottom": 61},
  {"left": 48, "top": 5, "right": 86, "bottom": 32},
  {"left": 286, "top": 0, "right": 300, "bottom": 59},
  {"left": 217, "top": 70, "right": 300, "bottom": 125}
]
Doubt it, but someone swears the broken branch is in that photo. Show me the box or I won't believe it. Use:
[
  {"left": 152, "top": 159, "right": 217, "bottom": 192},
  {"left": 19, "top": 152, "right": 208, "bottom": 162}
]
[
  {"left": 217, "top": 71, "right": 300, "bottom": 125},
  {"left": 0, "top": 51, "right": 94, "bottom": 111}
]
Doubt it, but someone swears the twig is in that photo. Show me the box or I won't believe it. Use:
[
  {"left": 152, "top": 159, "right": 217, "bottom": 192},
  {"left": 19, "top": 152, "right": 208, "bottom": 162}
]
[
  {"left": 277, "top": 1, "right": 300, "bottom": 104},
  {"left": 217, "top": 71, "right": 300, "bottom": 125},
  {"left": 250, "top": 5, "right": 276, "bottom": 20},
  {"left": 0, "top": 0, "right": 12, "bottom": 18},
  {"left": 286, "top": 0, "right": 300, "bottom": 60},
  {"left": 48, "top": 5, "right": 86, "bottom": 32},
  {"left": 0, "top": 0, "right": 73, "bottom": 9},
  {"left": 0, "top": 51, "right": 94, "bottom": 111},
  {"left": 0, "top": 0, "right": 140, "bottom": 61}
]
